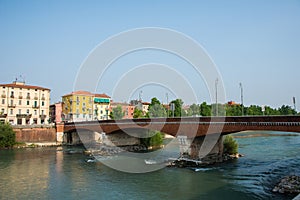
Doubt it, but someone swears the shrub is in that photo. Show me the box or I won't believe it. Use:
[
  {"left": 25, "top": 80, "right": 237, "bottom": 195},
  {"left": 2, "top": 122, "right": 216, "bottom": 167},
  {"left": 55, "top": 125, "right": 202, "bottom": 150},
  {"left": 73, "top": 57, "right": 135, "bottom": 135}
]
[
  {"left": 223, "top": 135, "right": 238, "bottom": 155},
  {"left": 0, "top": 123, "right": 16, "bottom": 148}
]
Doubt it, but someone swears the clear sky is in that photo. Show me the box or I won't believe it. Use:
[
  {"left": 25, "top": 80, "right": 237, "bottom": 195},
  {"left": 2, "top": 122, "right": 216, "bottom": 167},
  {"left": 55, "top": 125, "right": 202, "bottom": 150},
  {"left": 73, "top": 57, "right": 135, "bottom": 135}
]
[{"left": 0, "top": 0, "right": 299, "bottom": 110}]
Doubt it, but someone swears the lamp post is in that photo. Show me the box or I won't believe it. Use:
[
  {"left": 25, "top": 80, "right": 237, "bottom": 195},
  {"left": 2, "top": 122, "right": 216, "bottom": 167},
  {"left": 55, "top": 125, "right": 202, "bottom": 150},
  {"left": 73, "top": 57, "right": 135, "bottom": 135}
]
[
  {"left": 166, "top": 93, "right": 169, "bottom": 118},
  {"left": 240, "top": 83, "right": 244, "bottom": 116},
  {"left": 215, "top": 78, "right": 218, "bottom": 116}
]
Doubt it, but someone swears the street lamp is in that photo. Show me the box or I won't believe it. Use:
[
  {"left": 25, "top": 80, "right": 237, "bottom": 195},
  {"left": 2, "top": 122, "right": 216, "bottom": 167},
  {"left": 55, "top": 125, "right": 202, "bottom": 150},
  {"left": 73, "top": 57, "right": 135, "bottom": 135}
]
[
  {"left": 166, "top": 93, "right": 169, "bottom": 118},
  {"left": 215, "top": 78, "right": 218, "bottom": 116},
  {"left": 239, "top": 83, "right": 244, "bottom": 116}
]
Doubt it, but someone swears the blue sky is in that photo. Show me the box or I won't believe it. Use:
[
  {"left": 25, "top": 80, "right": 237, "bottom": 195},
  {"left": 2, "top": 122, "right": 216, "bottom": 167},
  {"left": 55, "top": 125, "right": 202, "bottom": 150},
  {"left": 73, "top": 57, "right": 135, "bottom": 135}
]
[{"left": 0, "top": 0, "right": 300, "bottom": 109}]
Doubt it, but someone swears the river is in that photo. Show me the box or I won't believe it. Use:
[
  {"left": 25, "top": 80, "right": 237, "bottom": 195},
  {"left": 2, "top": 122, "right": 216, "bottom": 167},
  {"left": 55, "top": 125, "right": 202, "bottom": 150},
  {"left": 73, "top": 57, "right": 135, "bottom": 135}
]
[{"left": 0, "top": 131, "right": 299, "bottom": 200}]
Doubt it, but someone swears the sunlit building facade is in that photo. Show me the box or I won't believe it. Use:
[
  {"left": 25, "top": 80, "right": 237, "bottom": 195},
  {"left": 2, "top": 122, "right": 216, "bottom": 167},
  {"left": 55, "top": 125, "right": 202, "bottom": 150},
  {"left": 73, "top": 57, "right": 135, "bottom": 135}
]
[{"left": 0, "top": 80, "right": 50, "bottom": 125}]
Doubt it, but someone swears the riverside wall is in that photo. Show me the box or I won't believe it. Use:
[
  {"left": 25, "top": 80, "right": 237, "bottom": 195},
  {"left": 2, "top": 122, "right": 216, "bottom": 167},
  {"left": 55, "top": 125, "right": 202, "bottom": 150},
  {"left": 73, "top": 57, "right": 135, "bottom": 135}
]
[{"left": 13, "top": 125, "right": 57, "bottom": 143}]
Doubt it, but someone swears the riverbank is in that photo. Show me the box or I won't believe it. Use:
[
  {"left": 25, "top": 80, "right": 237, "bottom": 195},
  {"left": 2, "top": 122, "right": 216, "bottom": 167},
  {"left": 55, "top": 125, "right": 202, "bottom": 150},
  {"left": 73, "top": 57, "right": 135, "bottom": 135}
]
[{"left": 13, "top": 142, "right": 62, "bottom": 148}]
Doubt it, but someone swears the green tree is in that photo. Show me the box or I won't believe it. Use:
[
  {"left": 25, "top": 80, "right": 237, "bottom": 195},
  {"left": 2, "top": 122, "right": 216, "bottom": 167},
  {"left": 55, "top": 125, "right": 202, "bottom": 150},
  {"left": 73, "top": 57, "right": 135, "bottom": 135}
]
[
  {"left": 188, "top": 103, "right": 200, "bottom": 116},
  {"left": 110, "top": 105, "right": 124, "bottom": 120},
  {"left": 170, "top": 99, "right": 184, "bottom": 117},
  {"left": 148, "top": 97, "right": 166, "bottom": 118},
  {"left": 140, "top": 130, "right": 164, "bottom": 149},
  {"left": 264, "top": 106, "right": 280, "bottom": 115},
  {"left": 0, "top": 123, "right": 16, "bottom": 148},
  {"left": 226, "top": 105, "right": 242, "bottom": 116},
  {"left": 133, "top": 108, "right": 144, "bottom": 118},
  {"left": 223, "top": 135, "right": 238, "bottom": 155},
  {"left": 278, "top": 105, "right": 297, "bottom": 115},
  {"left": 200, "top": 102, "right": 211, "bottom": 116},
  {"left": 246, "top": 105, "right": 263, "bottom": 116}
]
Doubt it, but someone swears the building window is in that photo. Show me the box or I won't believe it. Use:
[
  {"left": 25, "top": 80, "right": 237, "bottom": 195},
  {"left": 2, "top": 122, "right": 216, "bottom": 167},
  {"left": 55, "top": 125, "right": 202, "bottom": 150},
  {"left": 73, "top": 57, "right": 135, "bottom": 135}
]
[
  {"left": 42, "top": 101, "right": 44, "bottom": 106},
  {"left": 1, "top": 108, "right": 4, "bottom": 113},
  {"left": 10, "top": 91, "right": 14, "bottom": 98},
  {"left": 10, "top": 100, "right": 13, "bottom": 106},
  {"left": 19, "top": 109, "right": 21, "bottom": 114},
  {"left": 27, "top": 101, "right": 29, "bottom": 105},
  {"left": 10, "top": 109, "right": 13, "bottom": 115},
  {"left": 26, "top": 109, "right": 29, "bottom": 114},
  {"left": 34, "top": 110, "right": 37, "bottom": 115},
  {"left": 41, "top": 110, "right": 44, "bottom": 115},
  {"left": 19, "top": 100, "right": 22, "bottom": 105},
  {"left": 2, "top": 99, "right": 4, "bottom": 104}
]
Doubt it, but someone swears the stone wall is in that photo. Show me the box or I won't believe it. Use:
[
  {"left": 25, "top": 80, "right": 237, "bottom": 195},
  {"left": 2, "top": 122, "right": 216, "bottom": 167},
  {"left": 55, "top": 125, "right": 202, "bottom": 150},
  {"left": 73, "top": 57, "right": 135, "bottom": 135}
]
[{"left": 14, "top": 127, "right": 57, "bottom": 143}]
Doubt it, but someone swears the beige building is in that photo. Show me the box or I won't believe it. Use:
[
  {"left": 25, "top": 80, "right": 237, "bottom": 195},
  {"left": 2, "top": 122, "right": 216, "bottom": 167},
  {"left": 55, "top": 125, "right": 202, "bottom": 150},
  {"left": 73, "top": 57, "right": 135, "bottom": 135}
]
[{"left": 0, "top": 81, "right": 50, "bottom": 125}]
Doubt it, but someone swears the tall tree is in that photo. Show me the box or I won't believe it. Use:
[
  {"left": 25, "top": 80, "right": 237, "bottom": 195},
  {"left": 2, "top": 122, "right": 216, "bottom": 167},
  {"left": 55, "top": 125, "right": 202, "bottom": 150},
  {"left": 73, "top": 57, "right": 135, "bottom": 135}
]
[
  {"left": 148, "top": 97, "right": 166, "bottom": 118},
  {"left": 110, "top": 105, "right": 124, "bottom": 120},
  {"left": 188, "top": 103, "right": 200, "bottom": 116},
  {"left": 170, "top": 99, "right": 184, "bottom": 117},
  {"left": 200, "top": 102, "right": 211, "bottom": 116}
]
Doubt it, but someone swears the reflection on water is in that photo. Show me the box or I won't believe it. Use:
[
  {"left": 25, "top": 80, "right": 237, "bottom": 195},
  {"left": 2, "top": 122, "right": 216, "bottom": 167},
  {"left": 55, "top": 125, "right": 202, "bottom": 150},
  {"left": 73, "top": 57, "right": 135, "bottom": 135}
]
[{"left": 0, "top": 131, "right": 299, "bottom": 199}]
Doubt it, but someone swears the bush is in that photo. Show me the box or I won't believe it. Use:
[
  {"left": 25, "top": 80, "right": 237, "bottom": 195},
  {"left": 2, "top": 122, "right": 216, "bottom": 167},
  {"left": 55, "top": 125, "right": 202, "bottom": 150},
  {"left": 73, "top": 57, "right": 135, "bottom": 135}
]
[
  {"left": 223, "top": 135, "right": 238, "bottom": 155},
  {"left": 0, "top": 123, "right": 16, "bottom": 148},
  {"left": 140, "top": 130, "right": 164, "bottom": 149}
]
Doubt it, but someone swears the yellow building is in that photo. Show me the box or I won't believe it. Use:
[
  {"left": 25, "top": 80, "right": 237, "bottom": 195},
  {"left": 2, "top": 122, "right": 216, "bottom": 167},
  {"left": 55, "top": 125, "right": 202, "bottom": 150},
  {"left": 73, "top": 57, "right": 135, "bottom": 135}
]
[
  {"left": 62, "top": 91, "right": 111, "bottom": 122},
  {"left": 0, "top": 81, "right": 50, "bottom": 125},
  {"left": 94, "top": 94, "right": 111, "bottom": 120}
]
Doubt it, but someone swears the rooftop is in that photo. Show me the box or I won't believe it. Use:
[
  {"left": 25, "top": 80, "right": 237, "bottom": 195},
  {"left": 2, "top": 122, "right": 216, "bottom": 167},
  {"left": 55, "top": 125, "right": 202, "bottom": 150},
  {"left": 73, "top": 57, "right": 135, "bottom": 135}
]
[{"left": 0, "top": 81, "right": 50, "bottom": 91}]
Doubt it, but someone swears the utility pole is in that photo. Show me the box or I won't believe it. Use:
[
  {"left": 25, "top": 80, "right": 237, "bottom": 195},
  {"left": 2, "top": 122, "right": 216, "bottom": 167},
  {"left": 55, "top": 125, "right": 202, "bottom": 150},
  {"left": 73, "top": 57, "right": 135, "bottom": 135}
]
[
  {"left": 240, "top": 83, "right": 244, "bottom": 116},
  {"left": 293, "top": 97, "right": 296, "bottom": 113},
  {"left": 166, "top": 93, "right": 169, "bottom": 118},
  {"left": 215, "top": 78, "right": 218, "bottom": 116},
  {"left": 139, "top": 90, "right": 142, "bottom": 102}
]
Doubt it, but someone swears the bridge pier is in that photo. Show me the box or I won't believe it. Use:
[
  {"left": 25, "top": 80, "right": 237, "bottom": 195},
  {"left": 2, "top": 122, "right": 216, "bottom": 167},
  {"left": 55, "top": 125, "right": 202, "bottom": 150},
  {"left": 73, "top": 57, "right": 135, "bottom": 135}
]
[{"left": 178, "top": 135, "right": 224, "bottom": 163}]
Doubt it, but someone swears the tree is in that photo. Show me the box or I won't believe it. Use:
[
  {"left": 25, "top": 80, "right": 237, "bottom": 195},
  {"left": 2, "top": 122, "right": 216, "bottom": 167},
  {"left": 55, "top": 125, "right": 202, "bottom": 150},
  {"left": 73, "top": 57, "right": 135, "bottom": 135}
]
[
  {"left": 0, "top": 123, "right": 16, "bottom": 148},
  {"left": 278, "top": 105, "right": 297, "bottom": 115},
  {"left": 133, "top": 108, "right": 144, "bottom": 118},
  {"left": 170, "top": 99, "right": 184, "bottom": 117},
  {"left": 226, "top": 105, "right": 242, "bottom": 116},
  {"left": 246, "top": 105, "right": 263, "bottom": 116},
  {"left": 110, "top": 105, "right": 124, "bottom": 120},
  {"left": 187, "top": 103, "right": 200, "bottom": 116},
  {"left": 140, "top": 130, "right": 164, "bottom": 149},
  {"left": 264, "top": 106, "right": 280, "bottom": 116},
  {"left": 148, "top": 97, "right": 166, "bottom": 118},
  {"left": 200, "top": 102, "right": 211, "bottom": 116},
  {"left": 223, "top": 135, "right": 238, "bottom": 155}
]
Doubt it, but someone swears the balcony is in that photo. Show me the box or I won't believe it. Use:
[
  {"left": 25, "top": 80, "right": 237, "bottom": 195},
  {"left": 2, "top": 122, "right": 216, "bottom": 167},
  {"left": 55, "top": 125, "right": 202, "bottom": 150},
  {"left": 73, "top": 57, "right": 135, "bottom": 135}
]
[
  {"left": 41, "top": 97, "right": 45, "bottom": 100},
  {"left": 32, "top": 105, "right": 39, "bottom": 109},
  {"left": 19, "top": 96, "right": 23, "bottom": 99},
  {"left": 40, "top": 114, "right": 47, "bottom": 119},
  {"left": 34, "top": 97, "right": 38, "bottom": 100},
  {"left": 1, "top": 94, "right": 6, "bottom": 98},
  {"left": 16, "top": 114, "right": 32, "bottom": 118},
  {"left": 10, "top": 95, "right": 14, "bottom": 98},
  {"left": 0, "top": 113, "right": 7, "bottom": 118},
  {"left": 8, "top": 104, "right": 16, "bottom": 108}
]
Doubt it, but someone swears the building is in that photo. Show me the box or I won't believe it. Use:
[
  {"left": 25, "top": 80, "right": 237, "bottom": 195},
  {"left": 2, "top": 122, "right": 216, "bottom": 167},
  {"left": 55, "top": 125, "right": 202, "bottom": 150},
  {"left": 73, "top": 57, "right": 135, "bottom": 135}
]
[
  {"left": 62, "top": 91, "right": 111, "bottom": 122},
  {"left": 94, "top": 94, "right": 111, "bottom": 120},
  {"left": 49, "top": 102, "right": 63, "bottom": 123},
  {"left": 0, "top": 80, "right": 50, "bottom": 125}
]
